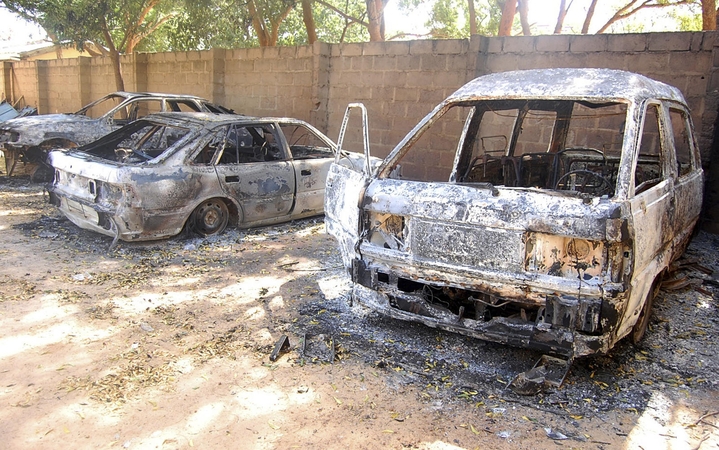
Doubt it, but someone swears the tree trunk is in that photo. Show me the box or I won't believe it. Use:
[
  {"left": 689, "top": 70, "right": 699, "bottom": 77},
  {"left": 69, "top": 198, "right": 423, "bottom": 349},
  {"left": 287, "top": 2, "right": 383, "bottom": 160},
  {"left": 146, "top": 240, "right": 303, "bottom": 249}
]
[
  {"left": 703, "top": 0, "right": 716, "bottom": 30},
  {"left": 518, "top": 0, "right": 530, "bottom": 35},
  {"left": 248, "top": 0, "right": 271, "bottom": 46},
  {"left": 468, "top": 0, "right": 477, "bottom": 35},
  {"left": 101, "top": 18, "right": 125, "bottom": 91},
  {"left": 365, "top": 0, "right": 384, "bottom": 41},
  {"left": 498, "top": 0, "right": 517, "bottom": 36},
  {"left": 581, "top": 0, "right": 598, "bottom": 34},
  {"left": 554, "top": 0, "right": 570, "bottom": 34},
  {"left": 302, "top": 0, "right": 318, "bottom": 44}
]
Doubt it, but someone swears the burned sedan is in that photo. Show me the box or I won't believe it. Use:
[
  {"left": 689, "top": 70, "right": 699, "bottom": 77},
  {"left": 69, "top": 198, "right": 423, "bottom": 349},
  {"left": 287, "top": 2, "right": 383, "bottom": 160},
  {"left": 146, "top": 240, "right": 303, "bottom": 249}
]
[
  {"left": 0, "top": 91, "right": 233, "bottom": 179},
  {"left": 48, "top": 112, "right": 364, "bottom": 242},
  {"left": 325, "top": 69, "right": 703, "bottom": 358}
]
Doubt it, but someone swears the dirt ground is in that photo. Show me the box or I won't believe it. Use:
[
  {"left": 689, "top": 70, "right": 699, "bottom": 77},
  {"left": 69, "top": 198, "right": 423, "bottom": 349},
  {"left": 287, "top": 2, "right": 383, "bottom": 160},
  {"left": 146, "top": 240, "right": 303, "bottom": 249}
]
[{"left": 1, "top": 175, "right": 718, "bottom": 450}]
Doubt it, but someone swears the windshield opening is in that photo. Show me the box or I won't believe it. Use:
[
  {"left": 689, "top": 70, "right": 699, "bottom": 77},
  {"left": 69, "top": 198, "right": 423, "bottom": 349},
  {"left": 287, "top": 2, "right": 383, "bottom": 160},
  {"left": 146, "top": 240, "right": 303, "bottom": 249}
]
[{"left": 386, "top": 99, "right": 628, "bottom": 198}]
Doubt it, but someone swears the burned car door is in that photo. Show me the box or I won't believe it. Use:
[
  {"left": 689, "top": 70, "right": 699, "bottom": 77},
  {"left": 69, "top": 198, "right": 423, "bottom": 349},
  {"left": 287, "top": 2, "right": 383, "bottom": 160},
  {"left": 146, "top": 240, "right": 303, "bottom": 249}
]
[
  {"left": 210, "top": 123, "right": 295, "bottom": 223},
  {"left": 279, "top": 122, "right": 336, "bottom": 215},
  {"left": 622, "top": 102, "right": 703, "bottom": 340},
  {"left": 325, "top": 104, "right": 373, "bottom": 269}
]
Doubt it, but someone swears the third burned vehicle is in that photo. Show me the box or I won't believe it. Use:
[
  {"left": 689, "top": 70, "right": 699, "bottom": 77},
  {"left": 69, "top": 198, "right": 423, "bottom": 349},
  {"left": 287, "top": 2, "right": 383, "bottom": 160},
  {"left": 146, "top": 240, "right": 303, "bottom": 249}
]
[{"left": 325, "top": 69, "right": 703, "bottom": 358}]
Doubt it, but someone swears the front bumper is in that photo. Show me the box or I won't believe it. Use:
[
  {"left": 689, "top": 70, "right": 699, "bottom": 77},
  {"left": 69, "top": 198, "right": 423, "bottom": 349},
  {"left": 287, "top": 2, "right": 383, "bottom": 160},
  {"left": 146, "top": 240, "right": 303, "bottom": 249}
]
[{"left": 350, "top": 259, "right": 617, "bottom": 357}]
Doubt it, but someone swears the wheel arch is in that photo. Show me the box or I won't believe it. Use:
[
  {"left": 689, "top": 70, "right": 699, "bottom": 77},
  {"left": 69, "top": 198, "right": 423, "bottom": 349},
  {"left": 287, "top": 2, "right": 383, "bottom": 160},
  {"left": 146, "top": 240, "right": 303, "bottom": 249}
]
[{"left": 182, "top": 196, "right": 243, "bottom": 233}]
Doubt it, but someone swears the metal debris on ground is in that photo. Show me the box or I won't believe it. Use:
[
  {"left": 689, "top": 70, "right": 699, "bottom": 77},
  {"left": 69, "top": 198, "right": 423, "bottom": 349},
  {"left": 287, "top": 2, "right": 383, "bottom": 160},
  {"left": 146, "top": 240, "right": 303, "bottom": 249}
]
[
  {"left": 508, "top": 355, "right": 572, "bottom": 395},
  {"left": 269, "top": 334, "right": 291, "bottom": 362}
]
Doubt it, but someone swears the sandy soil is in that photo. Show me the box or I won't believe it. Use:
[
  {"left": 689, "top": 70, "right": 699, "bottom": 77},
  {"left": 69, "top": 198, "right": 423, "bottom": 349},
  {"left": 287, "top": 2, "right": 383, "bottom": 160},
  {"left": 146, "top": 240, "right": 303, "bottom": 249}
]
[{"left": 0, "top": 177, "right": 718, "bottom": 450}]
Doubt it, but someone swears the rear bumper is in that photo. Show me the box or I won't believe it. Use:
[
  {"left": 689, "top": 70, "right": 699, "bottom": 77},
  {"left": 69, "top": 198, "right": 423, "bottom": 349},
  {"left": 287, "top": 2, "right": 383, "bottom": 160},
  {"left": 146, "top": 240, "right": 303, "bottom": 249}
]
[{"left": 48, "top": 189, "right": 117, "bottom": 239}]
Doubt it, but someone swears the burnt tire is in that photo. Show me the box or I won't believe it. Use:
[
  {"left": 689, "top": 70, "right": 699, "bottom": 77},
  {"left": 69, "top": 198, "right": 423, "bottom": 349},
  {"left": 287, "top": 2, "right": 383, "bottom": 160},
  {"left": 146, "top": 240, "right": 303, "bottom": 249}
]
[
  {"left": 631, "top": 275, "right": 662, "bottom": 345},
  {"left": 190, "top": 199, "right": 229, "bottom": 236}
]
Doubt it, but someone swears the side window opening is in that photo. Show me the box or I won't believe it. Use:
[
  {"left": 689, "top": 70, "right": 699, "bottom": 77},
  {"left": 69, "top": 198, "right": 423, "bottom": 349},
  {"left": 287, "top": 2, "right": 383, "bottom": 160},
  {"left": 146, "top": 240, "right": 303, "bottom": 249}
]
[
  {"left": 81, "top": 95, "right": 123, "bottom": 119},
  {"left": 193, "top": 127, "right": 227, "bottom": 165},
  {"left": 169, "top": 101, "right": 202, "bottom": 113},
  {"left": 112, "top": 99, "right": 162, "bottom": 125},
  {"left": 388, "top": 105, "right": 471, "bottom": 182},
  {"left": 634, "top": 104, "right": 664, "bottom": 194},
  {"left": 279, "top": 123, "right": 334, "bottom": 159},
  {"left": 211, "top": 124, "right": 287, "bottom": 165},
  {"left": 669, "top": 107, "right": 694, "bottom": 177}
]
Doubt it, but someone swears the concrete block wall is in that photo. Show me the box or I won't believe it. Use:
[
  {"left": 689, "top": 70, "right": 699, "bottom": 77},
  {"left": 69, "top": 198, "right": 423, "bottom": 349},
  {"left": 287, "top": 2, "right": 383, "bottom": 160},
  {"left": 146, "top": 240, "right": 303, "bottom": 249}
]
[
  {"left": 326, "top": 39, "right": 477, "bottom": 179},
  {"left": 223, "top": 45, "right": 316, "bottom": 122},
  {"left": 144, "top": 51, "right": 216, "bottom": 100},
  {"left": 40, "top": 59, "right": 82, "bottom": 113},
  {"left": 9, "top": 61, "right": 40, "bottom": 110}
]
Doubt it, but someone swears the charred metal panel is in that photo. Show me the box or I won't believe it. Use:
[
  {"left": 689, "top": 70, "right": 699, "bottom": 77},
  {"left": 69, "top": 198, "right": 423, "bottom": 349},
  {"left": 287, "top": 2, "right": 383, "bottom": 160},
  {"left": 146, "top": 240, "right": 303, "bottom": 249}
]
[{"left": 411, "top": 220, "right": 525, "bottom": 271}]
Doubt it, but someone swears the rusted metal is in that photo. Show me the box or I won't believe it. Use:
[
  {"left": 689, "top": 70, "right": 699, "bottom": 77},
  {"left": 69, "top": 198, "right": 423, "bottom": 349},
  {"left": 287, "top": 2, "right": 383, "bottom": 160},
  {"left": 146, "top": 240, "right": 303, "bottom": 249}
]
[
  {"left": 326, "top": 68, "right": 703, "bottom": 357},
  {"left": 48, "top": 112, "right": 367, "bottom": 241},
  {"left": 0, "top": 92, "right": 232, "bottom": 180}
]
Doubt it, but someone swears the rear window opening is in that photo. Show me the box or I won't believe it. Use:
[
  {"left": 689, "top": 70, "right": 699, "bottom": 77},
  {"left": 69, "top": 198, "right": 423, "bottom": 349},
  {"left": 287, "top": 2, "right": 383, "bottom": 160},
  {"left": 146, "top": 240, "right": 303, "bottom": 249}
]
[
  {"left": 83, "top": 120, "right": 192, "bottom": 164},
  {"left": 387, "top": 99, "right": 630, "bottom": 199}
]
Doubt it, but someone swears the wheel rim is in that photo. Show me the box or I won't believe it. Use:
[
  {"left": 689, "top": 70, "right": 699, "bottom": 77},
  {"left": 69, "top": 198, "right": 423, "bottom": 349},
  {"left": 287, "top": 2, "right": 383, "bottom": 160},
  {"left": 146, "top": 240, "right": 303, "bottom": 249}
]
[{"left": 192, "top": 199, "right": 228, "bottom": 236}]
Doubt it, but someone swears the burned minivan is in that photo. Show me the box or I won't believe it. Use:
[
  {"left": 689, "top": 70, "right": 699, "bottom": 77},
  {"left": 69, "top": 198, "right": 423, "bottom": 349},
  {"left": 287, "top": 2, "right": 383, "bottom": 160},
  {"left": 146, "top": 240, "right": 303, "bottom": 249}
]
[{"left": 325, "top": 69, "right": 703, "bottom": 357}]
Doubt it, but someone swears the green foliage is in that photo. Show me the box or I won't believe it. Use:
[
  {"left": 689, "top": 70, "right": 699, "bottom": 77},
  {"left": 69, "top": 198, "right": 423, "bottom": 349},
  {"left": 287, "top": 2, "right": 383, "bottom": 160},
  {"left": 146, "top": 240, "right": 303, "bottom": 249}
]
[
  {"left": 396, "top": 0, "right": 501, "bottom": 38},
  {"left": 426, "top": 0, "right": 462, "bottom": 38},
  {"left": 162, "top": 0, "right": 369, "bottom": 49},
  {"left": 311, "top": 0, "right": 369, "bottom": 43}
]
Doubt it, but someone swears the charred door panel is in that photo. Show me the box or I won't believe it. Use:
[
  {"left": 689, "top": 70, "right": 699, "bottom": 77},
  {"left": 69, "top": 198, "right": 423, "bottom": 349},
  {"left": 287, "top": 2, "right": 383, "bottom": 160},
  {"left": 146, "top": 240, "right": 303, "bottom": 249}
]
[
  {"left": 292, "top": 158, "right": 331, "bottom": 216},
  {"left": 325, "top": 163, "right": 367, "bottom": 269},
  {"left": 215, "top": 162, "right": 294, "bottom": 223}
]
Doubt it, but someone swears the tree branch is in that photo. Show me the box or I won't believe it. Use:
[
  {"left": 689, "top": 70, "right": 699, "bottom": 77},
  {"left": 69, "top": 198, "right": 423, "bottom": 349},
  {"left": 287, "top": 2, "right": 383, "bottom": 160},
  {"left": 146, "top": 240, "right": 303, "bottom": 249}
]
[
  {"left": 315, "top": 0, "right": 369, "bottom": 27},
  {"left": 597, "top": 0, "right": 693, "bottom": 33}
]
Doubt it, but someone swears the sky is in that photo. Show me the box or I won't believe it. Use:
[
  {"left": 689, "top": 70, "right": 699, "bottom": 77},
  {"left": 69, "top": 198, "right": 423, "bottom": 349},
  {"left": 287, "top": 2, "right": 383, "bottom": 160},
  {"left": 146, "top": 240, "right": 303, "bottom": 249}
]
[
  {"left": 0, "top": 8, "right": 47, "bottom": 47},
  {"left": 384, "top": 0, "right": 698, "bottom": 37},
  {"left": 0, "top": 0, "right": 702, "bottom": 50}
]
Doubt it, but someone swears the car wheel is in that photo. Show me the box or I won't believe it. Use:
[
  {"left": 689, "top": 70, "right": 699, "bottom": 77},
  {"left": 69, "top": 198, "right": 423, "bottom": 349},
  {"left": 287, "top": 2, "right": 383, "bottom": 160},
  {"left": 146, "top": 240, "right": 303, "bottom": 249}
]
[
  {"left": 191, "top": 199, "right": 229, "bottom": 236},
  {"left": 631, "top": 275, "right": 662, "bottom": 345}
]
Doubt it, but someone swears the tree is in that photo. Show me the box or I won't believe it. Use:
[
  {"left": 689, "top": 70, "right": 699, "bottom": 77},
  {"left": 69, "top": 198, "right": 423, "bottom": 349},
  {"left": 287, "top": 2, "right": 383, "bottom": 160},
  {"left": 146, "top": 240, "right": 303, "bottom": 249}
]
[
  {"left": 581, "top": 0, "right": 598, "bottom": 33},
  {"left": 497, "top": 0, "right": 517, "bottom": 35},
  {"left": 246, "top": 0, "right": 298, "bottom": 46},
  {"left": 497, "top": 0, "right": 530, "bottom": 36},
  {"left": 1, "top": 0, "right": 178, "bottom": 91},
  {"left": 301, "top": 0, "right": 318, "bottom": 43},
  {"left": 701, "top": 0, "right": 715, "bottom": 29},
  {"left": 554, "top": 0, "right": 573, "bottom": 34},
  {"left": 582, "top": 0, "right": 694, "bottom": 34}
]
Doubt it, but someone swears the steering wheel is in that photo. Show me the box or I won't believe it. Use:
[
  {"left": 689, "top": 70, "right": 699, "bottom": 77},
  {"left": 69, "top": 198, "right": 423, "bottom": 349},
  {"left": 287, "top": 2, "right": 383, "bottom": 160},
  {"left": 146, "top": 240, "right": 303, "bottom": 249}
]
[{"left": 554, "top": 169, "right": 613, "bottom": 196}]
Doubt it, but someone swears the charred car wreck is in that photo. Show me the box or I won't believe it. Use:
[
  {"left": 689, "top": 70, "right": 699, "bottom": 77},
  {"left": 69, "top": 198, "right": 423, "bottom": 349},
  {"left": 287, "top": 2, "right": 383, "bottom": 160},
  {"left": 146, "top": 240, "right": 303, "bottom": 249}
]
[
  {"left": 0, "top": 91, "right": 233, "bottom": 180},
  {"left": 325, "top": 69, "right": 703, "bottom": 358},
  {"left": 48, "top": 112, "right": 366, "bottom": 242}
]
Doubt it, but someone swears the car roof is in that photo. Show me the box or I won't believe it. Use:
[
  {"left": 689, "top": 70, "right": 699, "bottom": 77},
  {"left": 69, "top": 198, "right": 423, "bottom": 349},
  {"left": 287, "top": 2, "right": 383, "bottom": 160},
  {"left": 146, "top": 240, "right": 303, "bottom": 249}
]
[
  {"left": 449, "top": 68, "right": 686, "bottom": 105},
  {"left": 109, "top": 91, "right": 208, "bottom": 101},
  {"left": 138, "top": 112, "right": 310, "bottom": 127}
]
